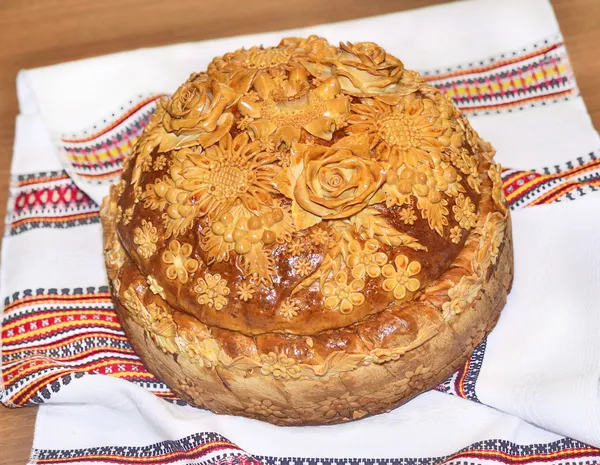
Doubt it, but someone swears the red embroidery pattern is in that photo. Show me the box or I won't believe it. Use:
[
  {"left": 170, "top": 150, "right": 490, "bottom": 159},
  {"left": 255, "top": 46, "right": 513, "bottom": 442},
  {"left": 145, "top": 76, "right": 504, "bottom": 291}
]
[{"left": 8, "top": 171, "right": 99, "bottom": 236}]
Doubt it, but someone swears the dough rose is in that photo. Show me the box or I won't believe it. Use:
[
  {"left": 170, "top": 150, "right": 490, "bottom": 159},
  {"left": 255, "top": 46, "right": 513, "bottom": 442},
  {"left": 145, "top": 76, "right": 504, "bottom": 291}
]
[
  {"left": 274, "top": 133, "right": 386, "bottom": 228},
  {"left": 164, "top": 79, "right": 234, "bottom": 135},
  {"left": 340, "top": 41, "right": 399, "bottom": 72}
]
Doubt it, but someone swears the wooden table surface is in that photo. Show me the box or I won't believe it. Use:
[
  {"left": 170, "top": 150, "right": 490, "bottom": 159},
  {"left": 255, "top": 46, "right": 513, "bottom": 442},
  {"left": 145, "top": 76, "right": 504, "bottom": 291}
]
[{"left": 0, "top": 0, "right": 598, "bottom": 463}]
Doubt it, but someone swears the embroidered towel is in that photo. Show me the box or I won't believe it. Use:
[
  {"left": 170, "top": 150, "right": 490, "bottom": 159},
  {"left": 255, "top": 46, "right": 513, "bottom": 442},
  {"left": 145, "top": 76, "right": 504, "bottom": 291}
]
[{"left": 3, "top": 0, "right": 600, "bottom": 463}]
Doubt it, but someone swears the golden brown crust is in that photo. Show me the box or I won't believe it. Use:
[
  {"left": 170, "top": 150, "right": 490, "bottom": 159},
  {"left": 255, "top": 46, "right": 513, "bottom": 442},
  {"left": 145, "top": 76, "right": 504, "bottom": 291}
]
[
  {"left": 100, "top": 36, "right": 513, "bottom": 425},
  {"left": 110, "top": 220, "right": 512, "bottom": 425}
]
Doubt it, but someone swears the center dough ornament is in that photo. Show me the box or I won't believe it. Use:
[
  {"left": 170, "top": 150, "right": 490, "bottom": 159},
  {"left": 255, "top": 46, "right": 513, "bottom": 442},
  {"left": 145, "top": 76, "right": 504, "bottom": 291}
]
[{"left": 101, "top": 36, "right": 513, "bottom": 426}]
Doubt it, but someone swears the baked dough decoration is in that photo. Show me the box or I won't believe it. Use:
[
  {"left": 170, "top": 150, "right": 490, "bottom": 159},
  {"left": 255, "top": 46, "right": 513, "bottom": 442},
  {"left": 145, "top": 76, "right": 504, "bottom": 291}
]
[{"left": 101, "top": 36, "right": 513, "bottom": 425}]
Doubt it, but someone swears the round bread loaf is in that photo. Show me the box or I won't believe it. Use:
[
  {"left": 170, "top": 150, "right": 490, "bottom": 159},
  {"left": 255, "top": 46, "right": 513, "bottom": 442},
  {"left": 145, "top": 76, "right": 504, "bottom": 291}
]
[{"left": 100, "top": 36, "right": 513, "bottom": 425}]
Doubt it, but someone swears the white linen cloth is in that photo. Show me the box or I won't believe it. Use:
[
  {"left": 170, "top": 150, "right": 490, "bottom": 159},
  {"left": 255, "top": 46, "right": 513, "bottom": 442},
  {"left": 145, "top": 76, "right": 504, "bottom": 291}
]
[{"left": 3, "top": 0, "right": 600, "bottom": 463}]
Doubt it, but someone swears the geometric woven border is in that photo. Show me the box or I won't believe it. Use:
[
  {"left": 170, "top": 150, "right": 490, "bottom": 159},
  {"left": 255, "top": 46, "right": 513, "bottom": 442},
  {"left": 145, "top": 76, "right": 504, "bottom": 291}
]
[{"left": 29, "top": 431, "right": 600, "bottom": 465}]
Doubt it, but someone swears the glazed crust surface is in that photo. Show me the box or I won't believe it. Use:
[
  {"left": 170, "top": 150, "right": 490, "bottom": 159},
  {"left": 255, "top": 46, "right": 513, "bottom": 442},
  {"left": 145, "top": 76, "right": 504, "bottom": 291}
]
[{"left": 100, "top": 36, "right": 513, "bottom": 425}]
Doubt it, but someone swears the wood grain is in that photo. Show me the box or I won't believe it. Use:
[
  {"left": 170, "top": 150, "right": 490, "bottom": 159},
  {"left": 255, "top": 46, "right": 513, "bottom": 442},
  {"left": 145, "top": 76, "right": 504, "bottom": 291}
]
[{"left": 0, "top": 0, "right": 598, "bottom": 463}]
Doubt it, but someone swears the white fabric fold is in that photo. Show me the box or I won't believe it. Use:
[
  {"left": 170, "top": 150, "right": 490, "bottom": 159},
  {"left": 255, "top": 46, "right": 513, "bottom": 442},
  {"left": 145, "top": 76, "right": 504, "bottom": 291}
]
[{"left": 479, "top": 197, "right": 600, "bottom": 445}]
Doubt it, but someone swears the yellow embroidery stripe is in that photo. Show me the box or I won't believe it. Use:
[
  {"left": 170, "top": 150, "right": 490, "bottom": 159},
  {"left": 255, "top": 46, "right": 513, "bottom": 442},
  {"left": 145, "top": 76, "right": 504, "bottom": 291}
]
[
  {"left": 423, "top": 43, "right": 562, "bottom": 81},
  {"left": 61, "top": 95, "right": 165, "bottom": 144},
  {"left": 502, "top": 169, "right": 534, "bottom": 191},
  {"left": 12, "top": 370, "right": 68, "bottom": 405},
  {"left": 456, "top": 357, "right": 470, "bottom": 399},
  {"left": 104, "top": 371, "right": 159, "bottom": 381},
  {"left": 460, "top": 88, "right": 575, "bottom": 113},
  {"left": 3, "top": 357, "right": 147, "bottom": 380},
  {"left": 11, "top": 211, "right": 99, "bottom": 229},
  {"left": 16, "top": 173, "right": 71, "bottom": 188},
  {"left": 2, "top": 319, "right": 123, "bottom": 345},
  {"left": 451, "top": 446, "right": 599, "bottom": 462},
  {"left": 65, "top": 138, "right": 136, "bottom": 164},
  {"left": 501, "top": 170, "right": 528, "bottom": 186},
  {"left": 503, "top": 158, "right": 600, "bottom": 203},
  {"left": 552, "top": 157, "right": 600, "bottom": 179},
  {"left": 2, "top": 309, "right": 116, "bottom": 332},
  {"left": 36, "top": 441, "right": 239, "bottom": 464},
  {"left": 4, "top": 293, "right": 112, "bottom": 313},
  {"left": 152, "top": 390, "right": 179, "bottom": 399},
  {"left": 529, "top": 179, "right": 600, "bottom": 206},
  {"left": 1, "top": 332, "right": 129, "bottom": 356},
  {"left": 1, "top": 345, "right": 133, "bottom": 369},
  {"left": 504, "top": 174, "right": 551, "bottom": 203}
]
